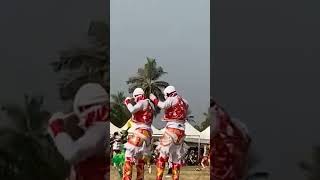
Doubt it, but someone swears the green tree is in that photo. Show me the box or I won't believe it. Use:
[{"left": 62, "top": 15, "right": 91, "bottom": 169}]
[
  {"left": 199, "top": 112, "right": 211, "bottom": 131},
  {"left": 50, "top": 20, "right": 109, "bottom": 102},
  {"left": 192, "top": 111, "right": 210, "bottom": 132},
  {"left": 110, "top": 91, "right": 131, "bottom": 127},
  {"left": 0, "top": 95, "right": 69, "bottom": 180},
  {"left": 126, "top": 57, "right": 169, "bottom": 115}
]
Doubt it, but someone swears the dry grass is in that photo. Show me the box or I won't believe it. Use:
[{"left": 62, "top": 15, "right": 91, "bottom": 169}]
[{"left": 110, "top": 165, "right": 210, "bottom": 180}]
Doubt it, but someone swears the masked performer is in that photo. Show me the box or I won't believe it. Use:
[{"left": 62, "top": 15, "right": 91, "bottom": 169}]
[
  {"left": 122, "top": 88, "right": 155, "bottom": 180},
  {"left": 48, "top": 83, "right": 108, "bottom": 180},
  {"left": 149, "top": 85, "right": 189, "bottom": 180}
]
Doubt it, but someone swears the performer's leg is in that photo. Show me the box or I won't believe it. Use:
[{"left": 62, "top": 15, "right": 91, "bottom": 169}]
[
  {"left": 157, "top": 129, "right": 176, "bottom": 180},
  {"left": 156, "top": 155, "right": 168, "bottom": 180},
  {"left": 172, "top": 163, "right": 181, "bottom": 180},
  {"left": 122, "top": 151, "right": 134, "bottom": 180},
  {"left": 136, "top": 157, "right": 145, "bottom": 180},
  {"left": 170, "top": 144, "right": 183, "bottom": 180},
  {"left": 117, "top": 156, "right": 124, "bottom": 178},
  {"left": 201, "top": 158, "right": 206, "bottom": 169}
]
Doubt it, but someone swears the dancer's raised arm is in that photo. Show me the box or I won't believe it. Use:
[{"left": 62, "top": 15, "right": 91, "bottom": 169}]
[
  {"left": 149, "top": 93, "right": 172, "bottom": 109},
  {"left": 124, "top": 97, "right": 143, "bottom": 113}
]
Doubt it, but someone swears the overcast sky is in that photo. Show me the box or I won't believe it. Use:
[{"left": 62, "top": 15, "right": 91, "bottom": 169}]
[{"left": 110, "top": 0, "right": 210, "bottom": 127}]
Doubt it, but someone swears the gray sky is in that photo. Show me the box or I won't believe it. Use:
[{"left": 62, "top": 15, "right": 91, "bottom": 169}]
[{"left": 110, "top": 0, "right": 210, "bottom": 127}]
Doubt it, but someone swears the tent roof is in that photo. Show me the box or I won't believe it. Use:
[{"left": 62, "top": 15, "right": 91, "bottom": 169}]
[
  {"left": 200, "top": 126, "right": 210, "bottom": 140},
  {"left": 152, "top": 125, "right": 164, "bottom": 135},
  {"left": 184, "top": 121, "right": 201, "bottom": 136},
  {"left": 110, "top": 123, "right": 121, "bottom": 135}
]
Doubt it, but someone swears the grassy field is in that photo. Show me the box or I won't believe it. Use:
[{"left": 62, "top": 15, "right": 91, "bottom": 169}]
[{"left": 110, "top": 165, "right": 210, "bottom": 180}]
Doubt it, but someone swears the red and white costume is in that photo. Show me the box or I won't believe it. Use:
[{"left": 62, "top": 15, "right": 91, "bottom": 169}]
[
  {"left": 122, "top": 88, "right": 154, "bottom": 180},
  {"left": 48, "top": 83, "right": 108, "bottom": 180},
  {"left": 149, "top": 86, "right": 189, "bottom": 180},
  {"left": 210, "top": 100, "right": 251, "bottom": 180}
]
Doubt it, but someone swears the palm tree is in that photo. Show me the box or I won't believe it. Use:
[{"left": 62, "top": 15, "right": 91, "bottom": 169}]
[
  {"left": 198, "top": 112, "right": 210, "bottom": 131},
  {"left": 0, "top": 95, "right": 69, "bottom": 180},
  {"left": 192, "top": 110, "right": 210, "bottom": 132},
  {"left": 110, "top": 91, "right": 131, "bottom": 127},
  {"left": 50, "top": 20, "right": 109, "bottom": 102},
  {"left": 127, "top": 57, "right": 169, "bottom": 115},
  {"left": 127, "top": 57, "right": 169, "bottom": 100}
]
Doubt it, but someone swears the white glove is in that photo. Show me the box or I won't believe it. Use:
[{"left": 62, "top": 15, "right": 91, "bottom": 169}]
[
  {"left": 149, "top": 93, "right": 159, "bottom": 105},
  {"left": 48, "top": 112, "right": 66, "bottom": 138},
  {"left": 48, "top": 112, "right": 65, "bottom": 123},
  {"left": 124, "top": 97, "right": 132, "bottom": 105},
  {"left": 149, "top": 93, "right": 157, "bottom": 101}
]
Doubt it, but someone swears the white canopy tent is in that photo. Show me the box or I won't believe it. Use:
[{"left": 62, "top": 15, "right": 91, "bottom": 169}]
[
  {"left": 185, "top": 121, "right": 201, "bottom": 136},
  {"left": 151, "top": 125, "right": 164, "bottom": 136},
  {"left": 200, "top": 126, "right": 210, "bottom": 144},
  {"left": 184, "top": 121, "right": 201, "bottom": 143},
  {"left": 183, "top": 121, "right": 202, "bottom": 161},
  {"left": 110, "top": 123, "right": 121, "bottom": 135}
]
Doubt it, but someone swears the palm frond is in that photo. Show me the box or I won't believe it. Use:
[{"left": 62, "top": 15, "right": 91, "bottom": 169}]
[
  {"left": 153, "top": 81, "right": 169, "bottom": 89},
  {"left": 126, "top": 57, "right": 169, "bottom": 116},
  {"left": 150, "top": 86, "right": 165, "bottom": 101},
  {"left": 151, "top": 67, "right": 167, "bottom": 80},
  {"left": 126, "top": 76, "right": 144, "bottom": 85},
  {"left": 128, "top": 84, "right": 141, "bottom": 94}
]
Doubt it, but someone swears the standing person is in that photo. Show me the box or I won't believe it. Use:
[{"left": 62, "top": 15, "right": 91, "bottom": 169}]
[
  {"left": 48, "top": 83, "right": 108, "bottom": 180},
  {"left": 180, "top": 142, "right": 189, "bottom": 167},
  {"left": 149, "top": 85, "right": 189, "bottom": 180},
  {"left": 111, "top": 132, "right": 124, "bottom": 179},
  {"left": 201, "top": 144, "right": 210, "bottom": 169},
  {"left": 112, "top": 141, "right": 125, "bottom": 180},
  {"left": 111, "top": 132, "right": 122, "bottom": 155},
  {"left": 189, "top": 150, "right": 197, "bottom": 165},
  {"left": 122, "top": 88, "right": 155, "bottom": 180}
]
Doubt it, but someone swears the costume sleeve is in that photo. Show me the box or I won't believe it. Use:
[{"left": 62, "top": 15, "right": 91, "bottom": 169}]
[
  {"left": 52, "top": 122, "right": 106, "bottom": 164},
  {"left": 126, "top": 101, "right": 143, "bottom": 114},
  {"left": 157, "top": 98, "right": 173, "bottom": 109}
]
